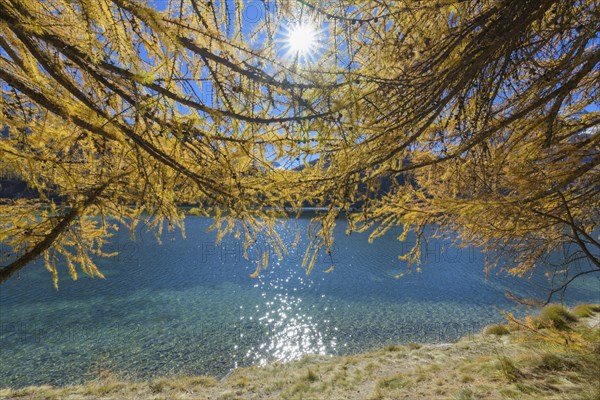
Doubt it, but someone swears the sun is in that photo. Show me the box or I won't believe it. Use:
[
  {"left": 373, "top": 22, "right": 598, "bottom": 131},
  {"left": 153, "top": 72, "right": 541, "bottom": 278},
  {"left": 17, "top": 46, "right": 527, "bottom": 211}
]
[
  {"left": 287, "top": 22, "right": 318, "bottom": 55},
  {"left": 282, "top": 21, "right": 320, "bottom": 62}
]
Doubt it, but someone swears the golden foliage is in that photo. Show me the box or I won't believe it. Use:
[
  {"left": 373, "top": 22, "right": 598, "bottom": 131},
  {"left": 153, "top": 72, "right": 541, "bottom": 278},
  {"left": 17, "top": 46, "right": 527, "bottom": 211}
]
[{"left": 0, "top": 0, "right": 598, "bottom": 293}]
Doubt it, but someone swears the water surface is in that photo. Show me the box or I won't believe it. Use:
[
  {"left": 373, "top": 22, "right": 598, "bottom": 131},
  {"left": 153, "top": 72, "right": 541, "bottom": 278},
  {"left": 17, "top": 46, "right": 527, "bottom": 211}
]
[{"left": 1, "top": 216, "right": 598, "bottom": 387}]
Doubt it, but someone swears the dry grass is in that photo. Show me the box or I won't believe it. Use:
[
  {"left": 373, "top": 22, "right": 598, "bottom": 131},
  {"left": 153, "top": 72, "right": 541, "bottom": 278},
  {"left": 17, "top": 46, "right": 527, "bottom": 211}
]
[
  {"left": 572, "top": 304, "right": 600, "bottom": 319},
  {"left": 537, "top": 304, "right": 579, "bottom": 330},
  {"left": 1, "top": 305, "right": 598, "bottom": 400},
  {"left": 483, "top": 324, "right": 511, "bottom": 336}
]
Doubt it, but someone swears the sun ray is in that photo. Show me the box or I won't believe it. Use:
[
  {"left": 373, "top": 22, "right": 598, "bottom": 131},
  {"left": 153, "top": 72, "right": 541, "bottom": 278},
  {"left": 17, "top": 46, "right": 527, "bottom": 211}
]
[{"left": 280, "top": 21, "right": 321, "bottom": 63}]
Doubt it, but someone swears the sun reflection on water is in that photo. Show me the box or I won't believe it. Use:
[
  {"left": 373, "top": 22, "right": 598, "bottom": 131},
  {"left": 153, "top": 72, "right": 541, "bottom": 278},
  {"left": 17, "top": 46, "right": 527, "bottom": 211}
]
[{"left": 241, "top": 262, "right": 337, "bottom": 365}]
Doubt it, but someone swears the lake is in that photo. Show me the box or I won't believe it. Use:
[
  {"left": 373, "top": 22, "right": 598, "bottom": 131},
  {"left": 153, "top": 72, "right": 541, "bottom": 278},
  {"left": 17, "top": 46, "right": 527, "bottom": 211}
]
[{"left": 1, "top": 215, "right": 598, "bottom": 388}]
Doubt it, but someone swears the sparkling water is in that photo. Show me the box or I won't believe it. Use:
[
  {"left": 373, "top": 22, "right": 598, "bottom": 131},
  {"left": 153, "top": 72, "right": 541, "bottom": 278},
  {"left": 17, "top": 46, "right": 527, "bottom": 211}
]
[{"left": 1, "top": 216, "right": 598, "bottom": 388}]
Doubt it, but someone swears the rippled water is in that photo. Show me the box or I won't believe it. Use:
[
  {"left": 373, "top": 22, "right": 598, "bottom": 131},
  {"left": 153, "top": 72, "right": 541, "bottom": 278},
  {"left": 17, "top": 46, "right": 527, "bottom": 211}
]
[{"left": 1, "top": 216, "right": 598, "bottom": 388}]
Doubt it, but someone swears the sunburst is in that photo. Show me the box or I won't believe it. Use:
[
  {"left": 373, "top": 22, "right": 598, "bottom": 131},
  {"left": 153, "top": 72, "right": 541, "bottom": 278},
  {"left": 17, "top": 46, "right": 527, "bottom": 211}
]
[{"left": 280, "top": 21, "right": 322, "bottom": 63}]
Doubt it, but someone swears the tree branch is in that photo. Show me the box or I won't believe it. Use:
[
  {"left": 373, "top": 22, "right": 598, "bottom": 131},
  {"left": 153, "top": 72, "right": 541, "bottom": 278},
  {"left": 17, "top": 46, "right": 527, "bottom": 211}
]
[{"left": 0, "top": 184, "right": 107, "bottom": 284}]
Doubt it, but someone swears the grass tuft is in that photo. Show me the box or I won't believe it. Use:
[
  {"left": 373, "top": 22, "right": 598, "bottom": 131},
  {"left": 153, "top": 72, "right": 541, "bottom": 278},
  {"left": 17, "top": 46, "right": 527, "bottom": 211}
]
[
  {"left": 538, "top": 304, "right": 578, "bottom": 330},
  {"left": 484, "top": 324, "right": 510, "bottom": 336},
  {"left": 497, "top": 356, "right": 521, "bottom": 382},
  {"left": 454, "top": 387, "right": 475, "bottom": 400},
  {"left": 305, "top": 369, "right": 319, "bottom": 383},
  {"left": 148, "top": 379, "right": 166, "bottom": 394},
  {"left": 385, "top": 344, "right": 402, "bottom": 352},
  {"left": 406, "top": 342, "right": 421, "bottom": 350},
  {"left": 571, "top": 304, "right": 600, "bottom": 318},
  {"left": 536, "top": 353, "right": 579, "bottom": 372},
  {"left": 377, "top": 374, "right": 410, "bottom": 390}
]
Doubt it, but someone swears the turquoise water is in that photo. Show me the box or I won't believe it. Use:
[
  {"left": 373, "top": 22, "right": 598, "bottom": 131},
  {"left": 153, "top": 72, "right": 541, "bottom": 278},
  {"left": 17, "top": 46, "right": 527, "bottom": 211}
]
[{"left": 1, "top": 216, "right": 598, "bottom": 388}]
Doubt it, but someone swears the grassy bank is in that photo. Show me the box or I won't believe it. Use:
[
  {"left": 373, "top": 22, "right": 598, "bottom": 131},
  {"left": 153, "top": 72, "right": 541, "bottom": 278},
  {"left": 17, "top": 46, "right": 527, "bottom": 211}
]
[{"left": 1, "top": 304, "right": 598, "bottom": 400}]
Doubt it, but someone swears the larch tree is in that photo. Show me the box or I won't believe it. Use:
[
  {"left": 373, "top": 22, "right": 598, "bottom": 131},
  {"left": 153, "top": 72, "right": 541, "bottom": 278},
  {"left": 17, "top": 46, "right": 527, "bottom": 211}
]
[
  {"left": 302, "top": 0, "right": 600, "bottom": 303},
  {"left": 1, "top": 0, "right": 598, "bottom": 302},
  {"left": 0, "top": 0, "right": 346, "bottom": 285}
]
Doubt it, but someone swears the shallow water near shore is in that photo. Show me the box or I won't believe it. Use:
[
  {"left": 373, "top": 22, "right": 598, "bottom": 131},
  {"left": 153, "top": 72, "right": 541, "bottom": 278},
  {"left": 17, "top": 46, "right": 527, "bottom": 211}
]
[{"left": 1, "top": 216, "right": 598, "bottom": 388}]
